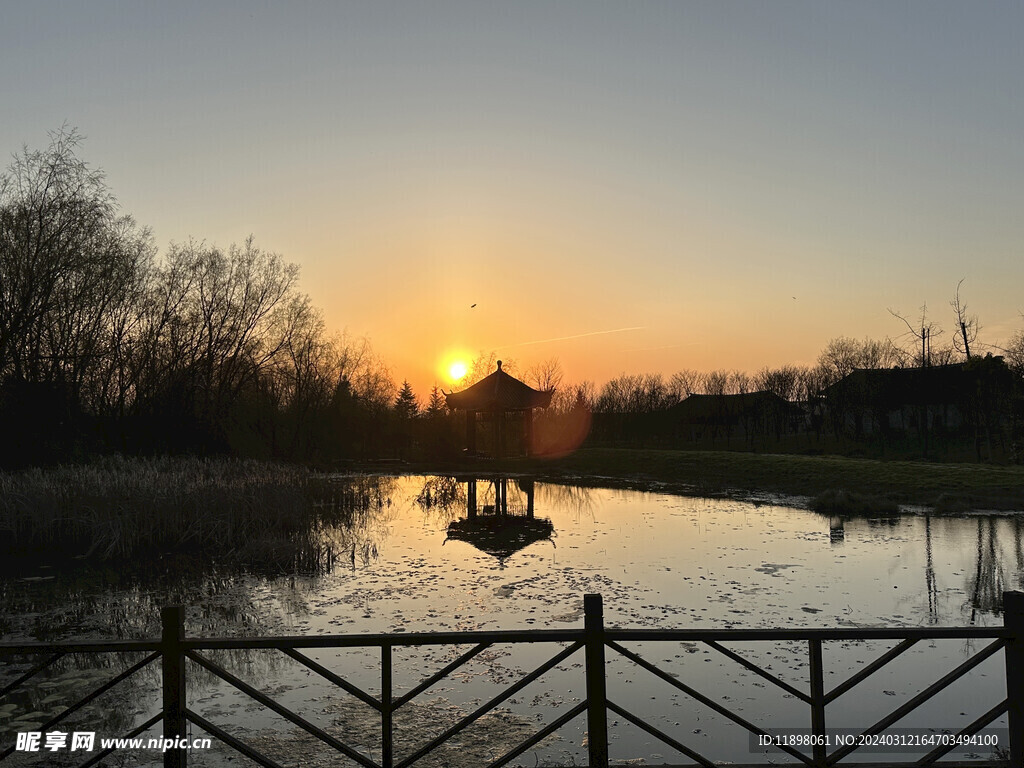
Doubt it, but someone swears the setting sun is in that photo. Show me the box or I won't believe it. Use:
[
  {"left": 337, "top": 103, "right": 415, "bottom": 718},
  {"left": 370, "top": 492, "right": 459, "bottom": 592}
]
[{"left": 449, "top": 361, "right": 468, "bottom": 382}]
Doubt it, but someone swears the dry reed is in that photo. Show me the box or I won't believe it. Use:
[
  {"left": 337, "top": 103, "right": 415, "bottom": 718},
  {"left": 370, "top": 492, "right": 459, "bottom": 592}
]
[{"left": 0, "top": 455, "right": 380, "bottom": 563}]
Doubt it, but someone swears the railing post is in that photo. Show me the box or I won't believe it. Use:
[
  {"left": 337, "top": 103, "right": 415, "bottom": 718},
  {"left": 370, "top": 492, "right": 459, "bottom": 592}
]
[
  {"left": 808, "top": 639, "right": 826, "bottom": 767},
  {"left": 584, "top": 593, "right": 609, "bottom": 768},
  {"left": 382, "top": 642, "right": 393, "bottom": 768},
  {"left": 161, "top": 606, "right": 187, "bottom": 768},
  {"left": 1004, "top": 591, "right": 1024, "bottom": 766}
]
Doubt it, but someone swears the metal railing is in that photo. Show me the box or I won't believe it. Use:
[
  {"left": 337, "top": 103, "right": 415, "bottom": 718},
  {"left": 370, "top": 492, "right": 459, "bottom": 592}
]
[{"left": 2, "top": 592, "right": 1023, "bottom": 767}]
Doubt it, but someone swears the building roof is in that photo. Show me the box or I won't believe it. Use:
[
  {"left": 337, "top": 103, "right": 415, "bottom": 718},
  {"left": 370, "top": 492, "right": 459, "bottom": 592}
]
[
  {"left": 445, "top": 361, "right": 553, "bottom": 412},
  {"left": 668, "top": 390, "right": 801, "bottom": 420},
  {"left": 822, "top": 364, "right": 968, "bottom": 407}
]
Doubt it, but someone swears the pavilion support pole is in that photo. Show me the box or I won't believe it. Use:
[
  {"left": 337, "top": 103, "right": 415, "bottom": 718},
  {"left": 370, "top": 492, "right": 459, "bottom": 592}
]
[
  {"left": 466, "top": 410, "right": 476, "bottom": 453},
  {"left": 525, "top": 409, "right": 534, "bottom": 456},
  {"left": 491, "top": 411, "right": 499, "bottom": 460}
]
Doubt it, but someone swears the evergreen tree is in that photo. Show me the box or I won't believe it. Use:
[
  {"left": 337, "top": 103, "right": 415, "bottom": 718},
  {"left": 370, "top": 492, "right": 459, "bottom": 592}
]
[
  {"left": 426, "top": 384, "right": 447, "bottom": 417},
  {"left": 394, "top": 380, "right": 419, "bottom": 419}
]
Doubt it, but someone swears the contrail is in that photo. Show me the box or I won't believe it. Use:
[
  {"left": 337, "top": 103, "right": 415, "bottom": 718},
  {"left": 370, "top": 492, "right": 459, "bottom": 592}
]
[
  {"left": 623, "top": 344, "right": 696, "bottom": 353},
  {"left": 498, "top": 326, "right": 645, "bottom": 349}
]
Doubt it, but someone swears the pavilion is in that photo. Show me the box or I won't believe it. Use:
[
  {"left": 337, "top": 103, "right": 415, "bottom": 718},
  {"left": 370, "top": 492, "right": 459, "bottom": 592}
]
[{"left": 445, "top": 361, "right": 553, "bottom": 457}]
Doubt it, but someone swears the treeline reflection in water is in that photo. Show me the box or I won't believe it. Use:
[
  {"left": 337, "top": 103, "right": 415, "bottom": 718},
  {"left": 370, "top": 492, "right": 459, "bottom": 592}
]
[{"left": 823, "top": 510, "right": 1024, "bottom": 622}]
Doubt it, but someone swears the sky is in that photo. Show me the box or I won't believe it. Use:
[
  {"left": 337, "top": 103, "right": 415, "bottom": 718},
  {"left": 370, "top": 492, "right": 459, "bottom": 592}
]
[{"left": 2, "top": 1, "right": 1023, "bottom": 396}]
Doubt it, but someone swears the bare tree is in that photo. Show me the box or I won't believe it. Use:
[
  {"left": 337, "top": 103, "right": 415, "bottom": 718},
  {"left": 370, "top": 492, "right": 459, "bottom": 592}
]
[
  {"left": 466, "top": 350, "right": 516, "bottom": 384},
  {"left": 701, "top": 369, "right": 731, "bottom": 396},
  {"left": 818, "top": 336, "right": 900, "bottom": 382},
  {"left": 595, "top": 373, "right": 671, "bottom": 413},
  {"left": 729, "top": 370, "right": 751, "bottom": 395},
  {"left": 754, "top": 365, "right": 801, "bottom": 401},
  {"left": 1005, "top": 328, "right": 1024, "bottom": 376},
  {"left": 594, "top": 374, "right": 634, "bottom": 412},
  {"left": 567, "top": 380, "right": 596, "bottom": 412},
  {"left": 526, "top": 356, "right": 563, "bottom": 392},
  {"left": 667, "top": 369, "right": 701, "bottom": 402},
  {"left": 0, "top": 127, "right": 153, "bottom": 395},
  {"left": 950, "top": 279, "right": 980, "bottom": 360},
  {"left": 333, "top": 332, "right": 395, "bottom": 412},
  {"left": 141, "top": 237, "right": 305, "bottom": 420},
  {"left": 889, "top": 304, "right": 943, "bottom": 367}
]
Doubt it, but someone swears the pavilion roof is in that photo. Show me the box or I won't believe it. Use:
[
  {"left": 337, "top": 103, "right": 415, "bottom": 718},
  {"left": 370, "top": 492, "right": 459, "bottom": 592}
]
[
  {"left": 445, "top": 516, "right": 555, "bottom": 561},
  {"left": 445, "top": 361, "right": 553, "bottom": 412}
]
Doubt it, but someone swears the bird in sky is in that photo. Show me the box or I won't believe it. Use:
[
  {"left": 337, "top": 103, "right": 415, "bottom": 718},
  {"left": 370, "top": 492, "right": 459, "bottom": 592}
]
[{"left": 470, "top": 303, "right": 477, "bottom": 308}]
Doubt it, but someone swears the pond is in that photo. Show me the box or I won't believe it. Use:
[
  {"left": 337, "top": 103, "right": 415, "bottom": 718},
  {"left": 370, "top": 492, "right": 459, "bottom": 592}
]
[{"left": 2, "top": 474, "right": 1021, "bottom": 766}]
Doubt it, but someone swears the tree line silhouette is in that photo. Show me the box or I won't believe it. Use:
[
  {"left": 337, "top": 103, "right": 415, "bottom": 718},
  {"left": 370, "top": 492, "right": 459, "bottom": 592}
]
[
  {"left": 2, "top": 130, "right": 1022, "bottom": 467},
  {"left": 0, "top": 130, "right": 399, "bottom": 465}
]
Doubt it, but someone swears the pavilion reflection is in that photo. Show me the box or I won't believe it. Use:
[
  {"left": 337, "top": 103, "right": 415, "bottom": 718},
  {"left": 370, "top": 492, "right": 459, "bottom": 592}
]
[{"left": 444, "top": 477, "right": 555, "bottom": 567}]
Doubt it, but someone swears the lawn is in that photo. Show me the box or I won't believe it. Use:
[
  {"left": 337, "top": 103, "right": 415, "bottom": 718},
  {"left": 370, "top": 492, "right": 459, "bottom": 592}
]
[{"left": 451, "top": 448, "right": 1024, "bottom": 510}]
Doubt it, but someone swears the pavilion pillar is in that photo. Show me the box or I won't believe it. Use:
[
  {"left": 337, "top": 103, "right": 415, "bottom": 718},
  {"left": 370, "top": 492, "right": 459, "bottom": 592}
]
[
  {"left": 466, "top": 410, "right": 476, "bottom": 453},
  {"left": 496, "top": 410, "right": 504, "bottom": 459},
  {"left": 467, "top": 479, "right": 477, "bottom": 519},
  {"left": 525, "top": 409, "right": 534, "bottom": 456}
]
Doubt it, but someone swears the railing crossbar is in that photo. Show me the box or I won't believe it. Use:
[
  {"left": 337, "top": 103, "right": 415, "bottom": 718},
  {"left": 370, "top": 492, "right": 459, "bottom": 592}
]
[
  {"left": 0, "top": 641, "right": 162, "bottom": 655},
  {"left": 76, "top": 712, "right": 163, "bottom": 768},
  {"left": 0, "top": 651, "right": 159, "bottom": 761},
  {"left": 917, "top": 699, "right": 1009, "bottom": 766},
  {"left": 606, "top": 699, "right": 721, "bottom": 768},
  {"left": 0, "top": 651, "right": 65, "bottom": 698},
  {"left": 704, "top": 640, "right": 811, "bottom": 703},
  {"left": 394, "top": 641, "right": 583, "bottom": 768},
  {"left": 605, "top": 627, "right": 1004, "bottom": 642},
  {"left": 186, "top": 650, "right": 378, "bottom": 768},
  {"left": 185, "top": 709, "right": 288, "bottom": 768},
  {"left": 488, "top": 701, "right": 587, "bottom": 768},
  {"left": 280, "top": 647, "right": 381, "bottom": 710},
  {"left": 177, "top": 628, "right": 584, "bottom": 650},
  {"left": 393, "top": 642, "right": 493, "bottom": 709},
  {"left": 606, "top": 640, "right": 813, "bottom": 765},
  {"left": 824, "top": 637, "right": 920, "bottom": 705},
  {"left": 828, "top": 638, "right": 1006, "bottom": 764}
]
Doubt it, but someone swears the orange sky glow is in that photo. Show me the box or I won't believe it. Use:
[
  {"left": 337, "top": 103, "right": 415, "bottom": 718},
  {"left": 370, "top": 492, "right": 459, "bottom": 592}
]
[{"left": 3, "top": 3, "right": 1022, "bottom": 401}]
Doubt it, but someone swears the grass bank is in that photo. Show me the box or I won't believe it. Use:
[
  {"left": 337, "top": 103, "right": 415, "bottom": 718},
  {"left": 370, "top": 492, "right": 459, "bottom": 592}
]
[
  {"left": 419, "top": 448, "right": 1024, "bottom": 511},
  {"left": 0, "top": 455, "right": 387, "bottom": 566}
]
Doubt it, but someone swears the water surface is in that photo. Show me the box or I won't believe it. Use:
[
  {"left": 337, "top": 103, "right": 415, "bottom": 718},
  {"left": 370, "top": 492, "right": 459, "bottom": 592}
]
[{"left": 2, "top": 475, "right": 1020, "bottom": 765}]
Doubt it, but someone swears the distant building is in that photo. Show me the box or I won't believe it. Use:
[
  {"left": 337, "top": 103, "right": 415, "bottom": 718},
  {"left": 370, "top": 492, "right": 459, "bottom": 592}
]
[
  {"left": 822, "top": 359, "right": 1014, "bottom": 441},
  {"left": 667, "top": 390, "right": 803, "bottom": 443}
]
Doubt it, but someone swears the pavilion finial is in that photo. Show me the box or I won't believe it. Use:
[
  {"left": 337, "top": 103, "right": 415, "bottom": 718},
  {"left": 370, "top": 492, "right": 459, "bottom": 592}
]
[{"left": 497, "top": 360, "right": 502, "bottom": 371}]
